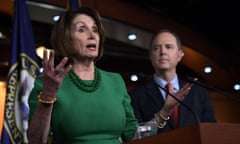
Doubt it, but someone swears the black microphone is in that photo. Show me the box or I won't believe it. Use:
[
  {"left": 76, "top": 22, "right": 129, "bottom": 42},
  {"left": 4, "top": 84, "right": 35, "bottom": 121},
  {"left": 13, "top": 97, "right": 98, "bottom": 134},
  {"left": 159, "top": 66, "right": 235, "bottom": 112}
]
[
  {"left": 187, "top": 77, "right": 240, "bottom": 102},
  {"left": 156, "top": 83, "right": 200, "bottom": 124},
  {"left": 186, "top": 77, "right": 205, "bottom": 89}
]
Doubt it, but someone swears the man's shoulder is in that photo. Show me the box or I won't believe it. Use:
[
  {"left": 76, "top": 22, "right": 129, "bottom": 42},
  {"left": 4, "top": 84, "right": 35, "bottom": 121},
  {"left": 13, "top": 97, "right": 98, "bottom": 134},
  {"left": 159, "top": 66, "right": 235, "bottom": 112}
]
[
  {"left": 129, "top": 79, "right": 155, "bottom": 95},
  {"left": 179, "top": 78, "right": 206, "bottom": 91}
]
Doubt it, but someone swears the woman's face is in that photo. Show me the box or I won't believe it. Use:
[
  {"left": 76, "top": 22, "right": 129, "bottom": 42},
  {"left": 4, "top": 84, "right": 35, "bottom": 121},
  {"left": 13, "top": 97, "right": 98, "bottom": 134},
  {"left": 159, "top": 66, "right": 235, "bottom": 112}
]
[{"left": 70, "top": 14, "right": 100, "bottom": 61}]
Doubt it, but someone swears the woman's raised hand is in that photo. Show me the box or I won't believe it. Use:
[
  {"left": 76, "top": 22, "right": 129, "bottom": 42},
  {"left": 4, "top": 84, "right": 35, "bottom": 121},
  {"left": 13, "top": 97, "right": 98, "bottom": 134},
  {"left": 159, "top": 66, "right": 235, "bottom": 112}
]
[{"left": 41, "top": 50, "right": 72, "bottom": 99}]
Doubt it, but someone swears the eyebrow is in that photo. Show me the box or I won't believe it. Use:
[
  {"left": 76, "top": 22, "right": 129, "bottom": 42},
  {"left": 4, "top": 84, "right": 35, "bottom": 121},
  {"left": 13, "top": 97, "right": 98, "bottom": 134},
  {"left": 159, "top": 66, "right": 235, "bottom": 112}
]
[
  {"left": 72, "top": 21, "right": 97, "bottom": 29},
  {"left": 72, "top": 21, "right": 85, "bottom": 27}
]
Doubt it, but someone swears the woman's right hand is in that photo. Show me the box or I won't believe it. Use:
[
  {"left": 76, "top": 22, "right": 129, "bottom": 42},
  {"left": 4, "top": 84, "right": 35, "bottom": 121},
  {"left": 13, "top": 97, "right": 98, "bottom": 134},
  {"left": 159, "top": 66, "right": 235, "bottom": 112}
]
[
  {"left": 41, "top": 50, "right": 72, "bottom": 100},
  {"left": 161, "top": 82, "right": 192, "bottom": 116}
]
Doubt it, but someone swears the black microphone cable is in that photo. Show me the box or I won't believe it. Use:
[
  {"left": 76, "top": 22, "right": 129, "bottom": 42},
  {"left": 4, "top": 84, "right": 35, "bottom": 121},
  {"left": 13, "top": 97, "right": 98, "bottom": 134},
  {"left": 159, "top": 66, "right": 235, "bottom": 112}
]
[{"left": 155, "top": 83, "right": 200, "bottom": 124}]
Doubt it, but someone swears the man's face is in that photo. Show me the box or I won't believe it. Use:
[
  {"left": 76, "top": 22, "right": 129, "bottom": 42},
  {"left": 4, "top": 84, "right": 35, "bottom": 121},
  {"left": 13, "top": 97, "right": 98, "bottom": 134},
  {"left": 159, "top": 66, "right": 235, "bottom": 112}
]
[{"left": 149, "top": 32, "right": 183, "bottom": 73}]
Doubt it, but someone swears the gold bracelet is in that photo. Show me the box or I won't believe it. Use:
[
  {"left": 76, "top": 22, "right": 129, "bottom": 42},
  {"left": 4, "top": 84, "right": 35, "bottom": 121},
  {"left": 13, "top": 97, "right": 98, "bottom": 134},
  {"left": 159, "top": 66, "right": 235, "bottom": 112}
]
[
  {"left": 157, "top": 111, "right": 170, "bottom": 121},
  {"left": 38, "top": 92, "right": 57, "bottom": 104},
  {"left": 157, "top": 120, "right": 167, "bottom": 128},
  {"left": 153, "top": 115, "right": 167, "bottom": 128}
]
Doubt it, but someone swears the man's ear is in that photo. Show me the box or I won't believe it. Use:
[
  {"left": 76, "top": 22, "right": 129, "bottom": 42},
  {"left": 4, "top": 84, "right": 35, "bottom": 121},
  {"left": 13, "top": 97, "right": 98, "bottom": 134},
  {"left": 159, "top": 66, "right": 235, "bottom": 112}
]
[
  {"left": 181, "top": 51, "right": 185, "bottom": 57},
  {"left": 178, "top": 50, "right": 184, "bottom": 61}
]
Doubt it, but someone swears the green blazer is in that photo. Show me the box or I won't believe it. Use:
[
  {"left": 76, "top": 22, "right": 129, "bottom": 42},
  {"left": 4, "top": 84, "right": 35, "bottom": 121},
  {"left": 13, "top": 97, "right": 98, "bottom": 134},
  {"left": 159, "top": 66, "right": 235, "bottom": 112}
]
[{"left": 29, "top": 68, "right": 137, "bottom": 144}]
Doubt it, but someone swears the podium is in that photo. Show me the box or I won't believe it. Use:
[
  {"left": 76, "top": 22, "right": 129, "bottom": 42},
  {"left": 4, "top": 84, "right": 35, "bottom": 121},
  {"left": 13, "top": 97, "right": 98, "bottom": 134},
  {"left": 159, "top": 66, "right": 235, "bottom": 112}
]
[{"left": 124, "top": 123, "right": 240, "bottom": 144}]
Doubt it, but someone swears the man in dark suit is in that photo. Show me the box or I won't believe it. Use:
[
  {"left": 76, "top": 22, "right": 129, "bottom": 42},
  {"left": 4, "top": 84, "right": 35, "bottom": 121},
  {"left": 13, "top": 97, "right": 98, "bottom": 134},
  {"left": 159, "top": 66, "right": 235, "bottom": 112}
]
[{"left": 129, "top": 29, "right": 216, "bottom": 132}]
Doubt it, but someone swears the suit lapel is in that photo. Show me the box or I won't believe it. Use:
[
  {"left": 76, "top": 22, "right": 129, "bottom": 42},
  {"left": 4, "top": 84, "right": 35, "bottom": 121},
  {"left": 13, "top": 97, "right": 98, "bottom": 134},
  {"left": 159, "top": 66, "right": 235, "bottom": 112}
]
[
  {"left": 146, "top": 79, "right": 165, "bottom": 110},
  {"left": 178, "top": 79, "right": 189, "bottom": 127}
]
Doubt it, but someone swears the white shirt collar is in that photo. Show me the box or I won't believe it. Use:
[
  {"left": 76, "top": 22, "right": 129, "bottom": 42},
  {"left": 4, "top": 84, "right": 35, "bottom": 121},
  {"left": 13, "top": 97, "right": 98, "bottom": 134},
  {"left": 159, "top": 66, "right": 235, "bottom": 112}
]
[{"left": 153, "top": 74, "right": 180, "bottom": 100}]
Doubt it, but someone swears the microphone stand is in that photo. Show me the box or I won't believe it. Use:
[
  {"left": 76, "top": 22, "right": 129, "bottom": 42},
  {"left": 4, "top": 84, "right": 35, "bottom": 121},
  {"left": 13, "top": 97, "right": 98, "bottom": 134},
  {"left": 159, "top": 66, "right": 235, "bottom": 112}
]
[{"left": 156, "top": 83, "right": 200, "bottom": 124}]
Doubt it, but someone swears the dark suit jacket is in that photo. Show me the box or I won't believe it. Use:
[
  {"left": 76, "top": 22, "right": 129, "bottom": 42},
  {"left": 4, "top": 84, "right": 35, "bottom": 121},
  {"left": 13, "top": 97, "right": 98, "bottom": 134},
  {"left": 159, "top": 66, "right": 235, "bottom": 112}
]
[{"left": 129, "top": 77, "right": 216, "bottom": 132}]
